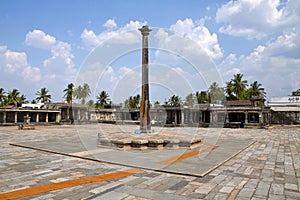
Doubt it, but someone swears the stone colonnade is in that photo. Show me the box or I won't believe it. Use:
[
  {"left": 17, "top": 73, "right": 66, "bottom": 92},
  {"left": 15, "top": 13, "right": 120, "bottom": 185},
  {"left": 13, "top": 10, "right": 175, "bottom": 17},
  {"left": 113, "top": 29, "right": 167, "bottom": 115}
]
[{"left": 0, "top": 110, "right": 60, "bottom": 124}]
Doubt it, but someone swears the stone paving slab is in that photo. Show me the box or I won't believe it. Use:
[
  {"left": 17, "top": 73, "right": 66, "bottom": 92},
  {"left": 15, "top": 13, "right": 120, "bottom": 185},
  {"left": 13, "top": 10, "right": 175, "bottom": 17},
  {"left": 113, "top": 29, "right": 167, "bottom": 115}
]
[
  {"left": 1, "top": 125, "right": 300, "bottom": 199},
  {"left": 11, "top": 124, "right": 253, "bottom": 177}
]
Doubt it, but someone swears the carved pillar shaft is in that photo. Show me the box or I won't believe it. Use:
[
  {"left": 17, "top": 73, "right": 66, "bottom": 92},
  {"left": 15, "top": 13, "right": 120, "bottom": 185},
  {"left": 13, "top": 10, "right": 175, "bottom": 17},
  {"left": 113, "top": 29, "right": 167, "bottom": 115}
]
[{"left": 139, "top": 26, "right": 152, "bottom": 133}]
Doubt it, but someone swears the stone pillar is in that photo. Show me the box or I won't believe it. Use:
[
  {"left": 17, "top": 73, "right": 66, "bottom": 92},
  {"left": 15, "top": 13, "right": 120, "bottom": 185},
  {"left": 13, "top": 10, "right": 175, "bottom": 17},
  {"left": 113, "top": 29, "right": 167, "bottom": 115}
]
[
  {"left": 181, "top": 109, "right": 185, "bottom": 125},
  {"left": 66, "top": 108, "right": 70, "bottom": 120},
  {"left": 36, "top": 113, "right": 39, "bottom": 123},
  {"left": 139, "top": 26, "right": 152, "bottom": 133},
  {"left": 77, "top": 109, "right": 80, "bottom": 120},
  {"left": 199, "top": 111, "right": 202, "bottom": 124},
  {"left": 3, "top": 112, "right": 6, "bottom": 124},
  {"left": 14, "top": 112, "right": 17, "bottom": 123},
  {"left": 189, "top": 111, "right": 193, "bottom": 123},
  {"left": 259, "top": 112, "right": 263, "bottom": 124},
  {"left": 56, "top": 112, "right": 61, "bottom": 123},
  {"left": 85, "top": 110, "right": 89, "bottom": 120},
  {"left": 46, "top": 113, "right": 49, "bottom": 123},
  {"left": 245, "top": 111, "right": 248, "bottom": 123},
  {"left": 174, "top": 111, "right": 177, "bottom": 125}
]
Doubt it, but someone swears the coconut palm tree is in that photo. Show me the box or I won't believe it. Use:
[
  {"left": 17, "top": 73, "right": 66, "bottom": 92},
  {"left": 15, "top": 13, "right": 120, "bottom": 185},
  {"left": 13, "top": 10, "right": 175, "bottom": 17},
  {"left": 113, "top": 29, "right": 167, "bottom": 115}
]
[
  {"left": 73, "top": 85, "right": 83, "bottom": 103},
  {"left": 6, "top": 89, "right": 21, "bottom": 106},
  {"left": 63, "top": 83, "right": 74, "bottom": 103},
  {"left": 96, "top": 91, "right": 110, "bottom": 108},
  {"left": 247, "top": 81, "right": 266, "bottom": 98},
  {"left": 226, "top": 73, "right": 248, "bottom": 100},
  {"left": 81, "top": 83, "right": 91, "bottom": 105},
  {"left": 291, "top": 89, "right": 300, "bottom": 96},
  {"left": 125, "top": 94, "right": 140, "bottom": 109},
  {"left": 168, "top": 95, "right": 181, "bottom": 106},
  {"left": 0, "top": 88, "right": 6, "bottom": 106},
  {"left": 153, "top": 101, "right": 160, "bottom": 108},
  {"left": 19, "top": 94, "right": 27, "bottom": 103},
  {"left": 185, "top": 93, "right": 196, "bottom": 107},
  {"left": 74, "top": 83, "right": 91, "bottom": 104},
  {"left": 196, "top": 91, "right": 209, "bottom": 104},
  {"left": 36, "top": 88, "right": 51, "bottom": 103},
  {"left": 86, "top": 99, "right": 94, "bottom": 107},
  {"left": 208, "top": 82, "right": 225, "bottom": 104}
]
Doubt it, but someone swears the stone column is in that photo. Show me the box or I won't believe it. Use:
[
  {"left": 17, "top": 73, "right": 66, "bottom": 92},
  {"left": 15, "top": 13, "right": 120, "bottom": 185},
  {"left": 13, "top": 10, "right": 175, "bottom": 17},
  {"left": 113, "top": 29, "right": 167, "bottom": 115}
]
[
  {"left": 56, "top": 112, "right": 61, "bottom": 123},
  {"left": 14, "top": 112, "right": 17, "bottom": 123},
  {"left": 189, "top": 111, "right": 193, "bottom": 123},
  {"left": 139, "top": 26, "right": 152, "bottom": 133},
  {"left": 3, "top": 112, "right": 6, "bottom": 124},
  {"left": 181, "top": 109, "right": 185, "bottom": 125},
  {"left": 66, "top": 108, "right": 70, "bottom": 120},
  {"left": 36, "top": 113, "right": 39, "bottom": 123},
  {"left": 46, "top": 113, "right": 49, "bottom": 123}
]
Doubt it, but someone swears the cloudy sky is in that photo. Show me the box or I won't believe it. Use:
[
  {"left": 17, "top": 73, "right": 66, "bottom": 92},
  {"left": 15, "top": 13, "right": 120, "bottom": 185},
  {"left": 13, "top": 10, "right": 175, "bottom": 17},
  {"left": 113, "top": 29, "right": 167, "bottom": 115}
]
[{"left": 0, "top": 0, "right": 299, "bottom": 103}]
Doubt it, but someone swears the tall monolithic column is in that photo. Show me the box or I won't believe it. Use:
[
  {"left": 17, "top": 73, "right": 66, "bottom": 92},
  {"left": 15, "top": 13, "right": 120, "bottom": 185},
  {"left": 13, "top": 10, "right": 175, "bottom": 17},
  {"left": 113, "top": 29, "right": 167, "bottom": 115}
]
[{"left": 139, "top": 26, "right": 152, "bottom": 133}]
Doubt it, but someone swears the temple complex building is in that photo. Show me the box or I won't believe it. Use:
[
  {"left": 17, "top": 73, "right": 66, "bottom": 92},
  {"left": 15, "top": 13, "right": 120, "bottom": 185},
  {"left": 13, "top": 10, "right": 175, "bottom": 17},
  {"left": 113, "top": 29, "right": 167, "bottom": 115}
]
[
  {"left": 0, "top": 96, "right": 299, "bottom": 127},
  {"left": 268, "top": 96, "right": 300, "bottom": 124}
]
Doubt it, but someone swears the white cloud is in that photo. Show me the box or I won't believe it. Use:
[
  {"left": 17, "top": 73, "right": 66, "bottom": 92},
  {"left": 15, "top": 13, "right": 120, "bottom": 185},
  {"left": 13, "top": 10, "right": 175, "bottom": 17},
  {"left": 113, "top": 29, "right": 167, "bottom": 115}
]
[
  {"left": 0, "top": 46, "right": 41, "bottom": 82},
  {"left": 216, "top": 0, "right": 300, "bottom": 39},
  {"left": 0, "top": 47, "right": 27, "bottom": 73},
  {"left": 103, "top": 19, "right": 117, "bottom": 29},
  {"left": 81, "top": 19, "right": 147, "bottom": 49},
  {"left": 25, "top": 29, "right": 56, "bottom": 49},
  {"left": 81, "top": 29, "right": 100, "bottom": 48},
  {"left": 218, "top": 28, "right": 300, "bottom": 98},
  {"left": 170, "top": 18, "right": 223, "bottom": 59},
  {"left": 43, "top": 41, "right": 76, "bottom": 81},
  {"left": 24, "top": 29, "right": 77, "bottom": 83},
  {"left": 22, "top": 66, "right": 41, "bottom": 82}
]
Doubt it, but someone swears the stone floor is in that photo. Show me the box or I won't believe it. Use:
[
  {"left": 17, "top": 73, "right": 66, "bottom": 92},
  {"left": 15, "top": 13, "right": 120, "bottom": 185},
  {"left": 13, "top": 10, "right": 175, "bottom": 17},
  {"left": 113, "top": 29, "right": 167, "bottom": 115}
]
[{"left": 0, "top": 124, "right": 300, "bottom": 199}]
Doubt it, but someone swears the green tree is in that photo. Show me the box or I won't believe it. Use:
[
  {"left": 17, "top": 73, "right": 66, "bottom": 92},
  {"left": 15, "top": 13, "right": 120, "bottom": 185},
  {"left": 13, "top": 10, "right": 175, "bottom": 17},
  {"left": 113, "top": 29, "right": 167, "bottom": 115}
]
[
  {"left": 96, "top": 91, "right": 110, "bottom": 108},
  {"left": 74, "top": 85, "right": 83, "bottom": 103},
  {"left": 247, "top": 81, "right": 266, "bottom": 98},
  {"left": 36, "top": 88, "right": 51, "bottom": 103},
  {"left": 184, "top": 93, "right": 196, "bottom": 107},
  {"left": 0, "top": 88, "right": 6, "bottom": 106},
  {"left": 125, "top": 94, "right": 140, "bottom": 109},
  {"left": 19, "top": 94, "right": 27, "bottom": 103},
  {"left": 208, "top": 82, "right": 225, "bottom": 104},
  {"left": 6, "top": 89, "right": 21, "bottom": 106},
  {"left": 81, "top": 83, "right": 91, "bottom": 104},
  {"left": 74, "top": 83, "right": 91, "bottom": 104},
  {"left": 63, "top": 83, "right": 74, "bottom": 103},
  {"left": 168, "top": 95, "right": 181, "bottom": 106},
  {"left": 226, "top": 73, "right": 248, "bottom": 100},
  {"left": 86, "top": 99, "right": 94, "bottom": 107},
  {"left": 195, "top": 91, "right": 209, "bottom": 104},
  {"left": 291, "top": 88, "right": 300, "bottom": 96},
  {"left": 154, "top": 101, "right": 160, "bottom": 108}
]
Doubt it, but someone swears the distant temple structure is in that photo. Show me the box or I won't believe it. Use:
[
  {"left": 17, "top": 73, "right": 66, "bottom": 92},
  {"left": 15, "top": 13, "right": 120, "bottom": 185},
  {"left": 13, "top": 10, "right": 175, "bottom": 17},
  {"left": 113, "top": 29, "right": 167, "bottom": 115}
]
[
  {"left": 0, "top": 96, "right": 299, "bottom": 127},
  {"left": 268, "top": 96, "right": 300, "bottom": 124}
]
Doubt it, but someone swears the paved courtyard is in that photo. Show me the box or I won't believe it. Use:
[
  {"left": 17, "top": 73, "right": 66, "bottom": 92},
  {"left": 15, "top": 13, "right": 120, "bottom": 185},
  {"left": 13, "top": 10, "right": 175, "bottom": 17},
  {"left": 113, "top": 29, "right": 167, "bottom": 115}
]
[{"left": 0, "top": 124, "right": 300, "bottom": 199}]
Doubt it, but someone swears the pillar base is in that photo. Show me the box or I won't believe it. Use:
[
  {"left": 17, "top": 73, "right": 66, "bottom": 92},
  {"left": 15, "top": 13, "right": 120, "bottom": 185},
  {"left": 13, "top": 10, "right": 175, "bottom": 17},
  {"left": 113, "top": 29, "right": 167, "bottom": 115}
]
[{"left": 140, "top": 128, "right": 152, "bottom": 134}]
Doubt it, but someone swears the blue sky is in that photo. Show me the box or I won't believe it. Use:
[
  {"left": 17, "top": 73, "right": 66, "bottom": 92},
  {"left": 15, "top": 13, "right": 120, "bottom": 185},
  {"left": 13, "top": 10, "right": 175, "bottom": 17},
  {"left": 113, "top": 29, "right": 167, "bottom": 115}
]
[{"left": 0, "top": 0, "right": 299, "bottom": 103}]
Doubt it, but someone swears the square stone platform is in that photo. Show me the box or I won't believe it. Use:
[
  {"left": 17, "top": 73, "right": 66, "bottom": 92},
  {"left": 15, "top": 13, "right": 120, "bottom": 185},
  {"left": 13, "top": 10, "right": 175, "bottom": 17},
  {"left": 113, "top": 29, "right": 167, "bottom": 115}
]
[{"left": 11, "top": 124, "right": 254, "bottom": 177}]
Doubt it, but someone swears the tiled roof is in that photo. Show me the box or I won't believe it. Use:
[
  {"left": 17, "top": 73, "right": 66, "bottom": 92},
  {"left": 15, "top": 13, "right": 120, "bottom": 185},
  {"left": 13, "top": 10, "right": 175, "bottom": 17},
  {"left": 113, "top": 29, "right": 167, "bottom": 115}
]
[{"left": 226, "top": 100, "right": 252, "bottom": 107}]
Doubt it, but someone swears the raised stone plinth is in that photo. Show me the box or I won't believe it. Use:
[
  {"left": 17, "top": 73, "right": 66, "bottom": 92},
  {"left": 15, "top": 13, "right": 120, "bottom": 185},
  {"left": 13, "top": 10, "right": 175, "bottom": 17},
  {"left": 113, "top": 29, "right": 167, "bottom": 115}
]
[
  {"left": 18, "top": 124, "right": 35, "bottom": 130},
  {"left": 97, "top": 131, "right": 202, "bottom": 151}
]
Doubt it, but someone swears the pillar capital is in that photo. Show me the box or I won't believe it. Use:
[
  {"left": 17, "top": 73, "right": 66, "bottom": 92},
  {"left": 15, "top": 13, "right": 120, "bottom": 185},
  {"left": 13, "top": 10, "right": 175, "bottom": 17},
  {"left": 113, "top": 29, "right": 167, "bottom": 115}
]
[{"left": 139, "top": 26, "right": 152, "bottom": 36}]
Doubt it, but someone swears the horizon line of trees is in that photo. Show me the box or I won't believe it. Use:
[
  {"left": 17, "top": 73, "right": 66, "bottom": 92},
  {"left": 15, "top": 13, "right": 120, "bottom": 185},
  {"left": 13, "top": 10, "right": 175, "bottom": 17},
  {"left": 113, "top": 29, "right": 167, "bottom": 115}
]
[{"left": 1, "top": 73, "right": 299, "bottom": 109}]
